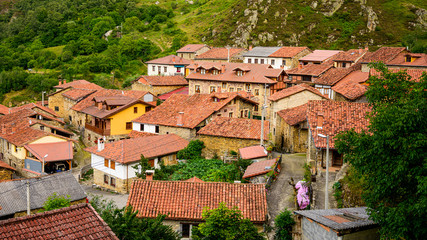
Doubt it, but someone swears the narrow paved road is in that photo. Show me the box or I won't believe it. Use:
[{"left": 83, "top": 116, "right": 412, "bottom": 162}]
[{"left": 81, "top": 184, "right": 129, "bottom": 209}]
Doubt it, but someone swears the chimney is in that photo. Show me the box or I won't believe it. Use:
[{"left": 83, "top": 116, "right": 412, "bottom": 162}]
[
  {"left": 1, "top": 124, "right": 6, "bottom": 134},
  {"left": 97, "top": 137, "right": 105, "bottom": 152},
  {"left": 172, "top": 56, "right": 176, "bottom": 63},
  {"left": 177, "top": 112, "right": 184, "bottom": 126},
  {"left": 63, "top": 80, "right": 67, "bottom": 84},
  {"left": 249, "top": 45, "right": 253, "bottom": 51},
  {"left": 11, "top": 126, "right": 16, "bottom": 133},
  {"left": 221, "top": 64, "right": 225, "bottom": 73},
  {"left": 359, "top": 48, "right": 363, "bottom": 54},
  {"left": 97, "top": 102, "right": 103, "bottom": 110},
  {"left": 58, "top": 80, "right": 62, "bottom": 85},
  {"left": 145, "top": 170, "right": 155, "bottom": 181}
]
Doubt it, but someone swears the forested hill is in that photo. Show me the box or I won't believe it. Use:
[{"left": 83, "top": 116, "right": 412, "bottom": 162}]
[{"left": 0, "top": 0, "right": 426, "bottom": 105}]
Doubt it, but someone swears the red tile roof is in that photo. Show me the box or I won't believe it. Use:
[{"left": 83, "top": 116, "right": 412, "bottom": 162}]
[
  {"left": 136, "top": 75, "right": 188, "bottom": 86},
  {"left": 25, "top": 141, "right": 73, "bottom": 162},
  {"left": 277, "top": 103, "right": 308, "bottom": 126},
  {"left": 158, "top": 86, "right": 189, "bottom": 101},
  {"left": 369, "top": 68, "right": 426, "bottom": 81},
  {"left": 184, "top": 176, "right": 205, "bottom": 183},
  {"left": 82, "top": 99, "right": 149, "bottom": 119},
  {"left": 269, "top": 46, "right": 310, "bottom": 58},
  {"left": 332, "top": 49, "right": 368, "bottom": 62},
  {"left": 239, "top": 145, "right": 267, "bottom": 160},
  {"left": 85, "top": 134, "right": 188, "bottom": 164},
  {"left": 269, "top": 83, "right": 326, "bottom": 101},
  {"left": 62, "top": 89, "right": 97, "bottom": 101},
  {"left": 360, "top": 47, "right": 406, "bottom": 63},
  {"left": 287, "top": 61, "right": 334, "bottom": 77},
  {"left": 243, "top": 159, "right": 277, "bottom": 179},
  {"left": 128, "top": 130, "right": 157, "bottom": 138},
  {"left": 299, "top": 50, "right": 342, "bottom": 62},
  {"left": 186, "top": 62, "right": 279, "bottom": 84},
  {"left": 133, "top": 92, "right": 257, "bottom": 129},
  {"left": 54, "top": 79, "right": 103, "bottom": 90},
  {"left": 0, "top": 203, "right": 118, "bottom": 240},
  {"left": 145, "top": 55, "right": 191, "bottom": 65},
  {"left": 332, "top": 71, "right": 369, "bottom": 100},
  {"left": 0, "top": 161, "right": 15, "bottom": 171},
  {"left": 176, "top": 44, "right": 207, "bottom": 53},
  {"left": 0, "top": 104, "right": 9, "bottom": 115},
  {"left": 313, "top": 65, "right": 357, "bottom": 86},
  {"left": 10, "top": 102, "right": 59, "bottom": 118},
  {"left": 386, "top": 52, "right": 427, "bottom": 67},
  {"left": 308, "top": 100, "right": 371, "bottom": 149},
  {"left": 195, "top": 48, "right": 246, "bottom": 60},
  {"left": 127, "top": 180, "right": 267, "bottom": 223},
  {"left": 197, "top": 117, "right": 269, "bottom": 140}
]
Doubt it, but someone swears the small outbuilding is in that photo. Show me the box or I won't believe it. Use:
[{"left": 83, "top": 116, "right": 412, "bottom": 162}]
[
  {"left": 239, "top": 145, "right": 268, "bottom": 162},
  {"left": 242, "top": 159, "right": 278, "bottom": 183}
]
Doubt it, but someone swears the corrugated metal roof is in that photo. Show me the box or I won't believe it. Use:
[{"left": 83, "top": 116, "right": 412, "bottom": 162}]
[
  {"left": 243, "top": 47, "right": 282, "bottom": 57},
  {"left": 0, "top": 172, "right": 86, "bottom": 217}
]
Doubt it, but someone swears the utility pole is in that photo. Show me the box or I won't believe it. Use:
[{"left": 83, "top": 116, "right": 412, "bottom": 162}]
[
  {"left": 260, "top": 83, "right": 268, "bottom": 146},
  {"left": 325, "top": 135, "right": 330, "bottom": 209},
  {"left": 42, "top": 91, "right": 46, "bottom": 107},
  {"left": 42, "top": 154, "right": 48, "bottom": 174},
  {"left": 26, "top": 180, "right": 30, "bottom": 215}
]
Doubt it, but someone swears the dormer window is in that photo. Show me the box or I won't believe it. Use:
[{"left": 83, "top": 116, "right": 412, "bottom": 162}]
[
  {"left": 213, "top": 70, "right": 219, "bottom": 75},
  {"left": 405, "top": 56, "right": 412, "bottom": 62},
  {"left": 201, "top": 69, "right": 206, "bottom": 74},
  {"left": 237, "top": 71, "right": 243, "bottom": 76},
  {"left": 245, "top": 84, "right": 251, "bottom": 90},
  {"left": 210, "top": 86, "right": 216, "bottom": 93},
  {"left": 213, "top": 97, "right": 219, "bottom": 102}
]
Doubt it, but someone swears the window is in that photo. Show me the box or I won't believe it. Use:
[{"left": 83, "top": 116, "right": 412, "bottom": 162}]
[
  {"left": 233, "top": 99, "right": 237, "bottom": 104},
  {"left": 254, "top": 89, "right": 259, "bottom": 96},
  {"left": 248, "top": 59, "right": 252, "bottom": 63},
  {"left": 274, "top": 128, "right": 276, "bottom": 135},
  {"left": 254, "top": 105, "right": 259, "bottom": 111},
  {"left": 237, "top": 70, "right": 243, "bottom": 76},
  {"left": 229, "top": 87, "right": 234, "bottom": 92},
  {"left": 104, "top": 159, "right": 109, "bottom": 167},
  {"left": 342, "top": 62, "right": 347, "bottom": 68},
  {"left": 222, "top": 83, "right": 227, "bottom": 89},
  {"left": 145, "top": 106, "right": 152, "bottom": 112},
  {"left": 210, "top": 86, "right": 216, "bottom": 93},
  {"left": 303, "top": 75, "right": 311, "bottom": 82},
  {"left": 88, "top": 134, "right": 91, "bottom": 141},
  {"left": 288, "top": 75, "right": 293, "bottom": 80},
  {"left": 126, "top": 122, "right": 132, "bottom": 130},
  {"left": 282, "top": 60, "right": 286, "bottom": 66},
  {"left": 213, "top": 70, "right": 218, "bottom": 75},
  {"left": 245, "top": 84, "right": 251, "bottom": 90},
  {"left": 140, "top": 124, "right": 144, "bottom": 131},
  {"left": 254, "top": 59, "right": 258, "bottom": 64},
  {"left": 237, "top": 88, "right": 242, "bottom": 91},
  {"left": 40, "top": 126, "right": 44, "bottom": 131},
  {"left": 405, "top": 56, "right": 412, "bottom": 62},
  {"left": 201, "top": 69, "right": 206, "bottom": 74},
  {"left": 134, "top": 107, "right": 138, "bottom": 114},
  {"left": 155, "top": 125, "right": 159, "bottom": 133},
  {"left": 110, "top": 177, "right": 116, "bottom": 187},
  {"left": 260, "top": 59, "right": 264, "bottom": 64},
  {"left": 177, "top": 67, "right": 182, "bottom": 73},
  {"left": 244, "top": 109, "right": 248, "bottom": 118},
  {"left": 164, "top": 66, "right": 167, "bottom": 72},
  {"left": 152, "top": 66, "right": 155, "bottom": 71},
  {"left": 195, "top": 85, "right": 201, "bottom": 93},
  {"left": 158, "top": 66, "right": 161, "bottom": 73},
  {"left": 181, "top": 224, "right": 190, "bottom": 238},
  {"left": 271, "top": 59, "right": 275, "bottom": 65},
  {"left": 110, "top": 161, "right": 115, "bottom": 170},
  {"left": 229, "top": 112, "right": 233, "bottom": 117},
  {"left": 104, "top": 175, "right": 109, "bottom": 184},
  {"left": 54, "top": 106, "right": 59, "bottom": 111},
  {"left": 69, "top": 116, "right": 72, "bottom": 121}
]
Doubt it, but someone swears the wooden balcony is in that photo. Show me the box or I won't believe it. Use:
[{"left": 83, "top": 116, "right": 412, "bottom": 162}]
[{"left": 85, "top": 123, "right": 110, "bottom": 136}]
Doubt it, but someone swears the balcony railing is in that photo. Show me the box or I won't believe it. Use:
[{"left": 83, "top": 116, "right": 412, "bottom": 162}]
[{"left": 85, "top": 123, "right": 110, "bottom": 136}]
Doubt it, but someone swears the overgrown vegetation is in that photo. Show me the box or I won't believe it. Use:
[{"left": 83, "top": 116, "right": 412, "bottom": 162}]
[
  {"left": 274, "top": 209, "right": 295, "bottom": 240},
  {"left": 42, "top": 193, "right": 71, "bottom": 211}
]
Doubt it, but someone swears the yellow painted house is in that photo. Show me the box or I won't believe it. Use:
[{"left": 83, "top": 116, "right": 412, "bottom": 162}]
[{"left": 81, "top": 96, "right": 155, "bottom": 146}]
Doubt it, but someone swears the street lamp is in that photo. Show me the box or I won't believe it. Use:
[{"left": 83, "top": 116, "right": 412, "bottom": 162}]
[
  {"left": 318, "top": 133, "right": 329, "bottom": 209},
  {"left": 42, "top": 154, "right": 48, "bottom": 174}
]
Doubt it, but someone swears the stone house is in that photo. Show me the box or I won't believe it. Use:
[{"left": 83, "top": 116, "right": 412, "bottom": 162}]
[
  {"left": 0, "top": 172, "right": 87, "bottom": 219},
  {"left": 242, "top": 158, "right": 277, "bottom": 184},
  {"left": 243, "top": 46, "right": 311, "bottom": 70},
  {"left": 197, "top": 117, "right": 269, "bottom": 159},
  {"left": 268, "top": 83, "right": 327, "bottom": 148},
  {"left": 194, "top": 47, "right": 247, "bottom": 62},
  {"left": 359, "top": 47, "right": 407, "bottom": 72},
  {"left": 186, "top": 61, "right": 285, "bottom": 117},
  {"left": 0, "top": 203, "right": 119, "bottom": 239},
  {"left": 132, "top": 92, "right": 258, "bottom": 141},
  {"left": 0, "top": 161, "right": 15, "bottom": 181},
  {"left": 277, "top": 103, "right": 309, "bottom": 153},
  {"left": 85, "top": 134, "right": 188, "bottom": 193},
  {"left": 331, "top": 71, "right": 370, "bottom": 102},
  {"left": 294, "top": 207, "right": 379, "bottom": 240},
  {"left": 127, "top": 179, "right": 267, "bottom": 238},
  {"left": 131, "top": 75, "right": 188, "bottom": 96},
  {"left": 307, "top": 100, "right": 371, "bottom": 170},
  {"left": 146, "top": 55, "right": 191, "bottom": 76},
  {"left": 0, "top": 109, "right": 75, "bottom": 177},
  {"left": 176, "top": 44, "right": 210, "bottom": 60},
  {"left": 385, "top": 52, "right": 427, "bottom": 70},
  {"left": 299, "top": 50, "right": 342, "bottom": 65},
  {"left": 331, "top": 48, "right": 368, "bottom": 69}
]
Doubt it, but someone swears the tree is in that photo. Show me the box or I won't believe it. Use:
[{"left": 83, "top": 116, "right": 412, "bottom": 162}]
[
  {"left": 42, "top": 193, "right": 71, "bottom": 211},
  {"left": 132, "top": 154, "right": 153, "bottom": 179},
  {"left": 177, "top": 140, "right": 205, "bottom": 160},
  {"left": 274, "top": 209, "right": 295, "bottom": 240},
  {"left": 192, "top": 202, "right": 264, "bottom": 240},
  {"left": 335, "top": 63, "right": 427, "bottom": 239}
]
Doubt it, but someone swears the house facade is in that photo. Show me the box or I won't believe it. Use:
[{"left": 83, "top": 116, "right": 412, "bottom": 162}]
[
  {"left": 176, "top": 44, "right": 210, "bottom": 60},
  {"left": 276, "top": 104, "right": 309, "bottom": 153},
  {"left": 131, "top": 75, "right": 188, "bottom": 96},
  {"left": 146, "top": 55, "right": 191, "bottom": 76},
  {"left": 243, "top": 46, "right": 311, "bottom": 69},
  {"left": 85, "top": 134, "right": 188, "bottom": 193},
  {"left": 194, "top": 47, "right": 247, "bottom": 62}
]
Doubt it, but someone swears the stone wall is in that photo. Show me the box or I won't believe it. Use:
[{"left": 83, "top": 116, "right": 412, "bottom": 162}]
[
  {"left": 13, "top": 199, "right": 87, "bottom": 218},
  {"left": 280, "top": 120, "right": 308, "bottom": 153},
  {"left": 131, "top": 82, "right": 185, "bottom": 96},
  {"left": 197, "top": 135, "right": 263, "bottom": 159},
  {"left": 48, "top": 90, "right": 68, "bottom": 119},
  {"left": 159, "top": 126, "right": 196, "bottom": 141},
  {"left": 83, "top": 128, "right": 129, "bottom": 147},
  {"left": 93, "top": 168, "right": 134, "bottom": 193}
]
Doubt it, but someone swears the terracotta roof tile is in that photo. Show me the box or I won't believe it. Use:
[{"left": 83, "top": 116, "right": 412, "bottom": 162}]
[
  {"left": 176, "top": 44, "right": 207, "bottom": 53},
  {"left": 360, "top": 47, "right": 406, "bottom": 63},
  {"left": 145, "top": 55, "right": 191, "bottom": 65},
  {"left": 158, "top": 86, "right": 189, "bottom": 101},
  {"left": 10, "top": 102, "right": 59, "bottom": 118},
  {"left": 0, "top": 104, "right": 9, "bottom": 115},
  {"left": 197, "top": 117, "right": 269, "bottom": 140},
  {"left": 82, "top": 98, "right": 148, "bottom": 119},
  {"left": 136, "top": 75, "right": 188, "bottom": 86},
  {"left": 24, "top": 141, "right": 73, "bottom": 162},
  {"left": 277, "top": 103, "right": 308, "bottom": 126},
  {"left": 127, "top": 180, "right": 267, "bottom": 223},
  {"left": 269, "top": 83, "right": 326, "bottom": 101},
  {"left": 54, "top": 79, "right": 103, "bottom": 90},
  {"left": 62, "top": 89, "right": 97, "bottom": 101},
  {"left": 386, "top": 52, "right": 427, "bottom": 67},
  {"left": 85, "top": 134, "right": 188, "bottom": 164},
  {"left": 332, "top": 49, "right": 368, "bottom": 62},
  {"left": 133, "top": 92, "right": 257, "bottom": 129},
  {"left": 287, "top": 61, "right": 334, "bottom": 76},
  {"left": 313, "top": 64, "right": 359, "bottom": 86},
  {"left": 184, "top": 177, "right": 205, "bottom": 183},
  {"left": 0, "top": 161, "right": 15, "bottom": 171},
  {"left": 243, "top": 159, "right": 277, "bottom": 179},
  {"left": 195, "top": 48, "right": 246, "bottom": 60},
  {"left": 0, "top": 203, "right": 118, "bottom": 240},
  {"left": 369, "top": 68, "right": 426, "bottom": 81},
  {"left": 239, "top": 145, "right": 267, "bottom": 160},
  {"left": 269, "top": 46, "right": 310, "bottom": 58},
  {"left": 308, "top": 100, "right": 371, "bottom": 149},
  {"left": 332, "top": 71, "right": 369, "bottom": 100},
  {"left": 186, "top": 62, "right": 279, "bottom": 84},
  {"left": 299, "top": 50, "right": 342, "bottom": 62}
]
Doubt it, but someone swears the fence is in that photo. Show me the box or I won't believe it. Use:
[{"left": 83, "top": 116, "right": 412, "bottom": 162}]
[{"left": 265, "top": 155, "right": 282, "bottom": 190}]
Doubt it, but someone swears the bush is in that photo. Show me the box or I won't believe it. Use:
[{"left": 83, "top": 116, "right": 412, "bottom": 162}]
[
  {"left": 42, "top": 193, "right": 71, "bottom": 211},
  {"left": 274, "top": 209, "right": 295, "bottom": 240},
  {"left": 177, "top": 140, "right": 205, "bottom": 160}
]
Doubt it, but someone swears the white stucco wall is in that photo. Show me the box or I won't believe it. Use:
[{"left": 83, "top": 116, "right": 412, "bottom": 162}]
[
  {"left": 147, "top": 64, "right": 185, "bottom": 76},
  {"left": 91, "top": 153, "right": 141, "bottom": 179},
  {"left": 132, "top": 122, "right": 158, "bottom": 133}
]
